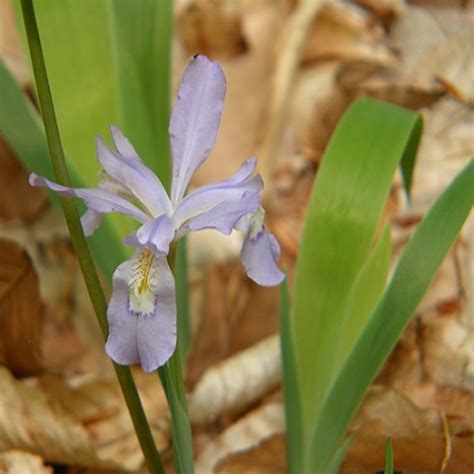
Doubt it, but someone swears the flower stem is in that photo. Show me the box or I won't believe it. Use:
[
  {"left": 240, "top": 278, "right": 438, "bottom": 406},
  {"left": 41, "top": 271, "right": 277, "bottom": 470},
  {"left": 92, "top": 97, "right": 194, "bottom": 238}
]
[
  {"left": 157, "top": 248, "right": 194, "bottom": 473},
  {"left": 20, "top": 1, "right": 164, "bottom": 472}
]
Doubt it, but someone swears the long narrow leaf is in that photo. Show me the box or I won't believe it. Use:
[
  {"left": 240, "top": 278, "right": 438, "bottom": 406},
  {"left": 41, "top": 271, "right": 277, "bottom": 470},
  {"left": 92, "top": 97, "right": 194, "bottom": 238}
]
[
  {"left": 176, "top": 238, "right": 191, "bottom": 365},
  {"left": 293, "top": 97, "right": 422, "bottom": 438},
  {"left": 307, "top": 160, "right": 474, "bottom": 471},
  {"left": 158, "top": 349, "right": 194, "bottom": 474},
  {"left": 325, "top": 433, "right": 355, "bottom": 474},
  {"left": 0, "top": 59, "right": 126, "bottom": 279},
  {"left": 279, "top": 278, "right": 303, "bottom": 474},
  {"left": 109, "top": 0, "right": 172, "bottom": 187},
  {"left": 384, "top": 438, "right": 394, "bottom": 474}
]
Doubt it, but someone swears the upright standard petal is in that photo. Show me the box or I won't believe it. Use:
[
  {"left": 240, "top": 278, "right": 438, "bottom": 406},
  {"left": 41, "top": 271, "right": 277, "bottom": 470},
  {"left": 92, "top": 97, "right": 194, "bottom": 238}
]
[
  {"left": 29, "top": 173, "right": 149, "bottom": 224},
  {"left": 241, "top": 228, "right": 285, "bottom": 286},
  {"left": 169, "top": 55, "right": 226, "bottom": 206},
  {"left": 105, "top": 250, "right": 177, "bottom": 372},
  {"left": 124, "top": 214, "right": 175, "bottom": 255},
  {"left": 96, "top": 135, "right": 171, "bottom": 216}
]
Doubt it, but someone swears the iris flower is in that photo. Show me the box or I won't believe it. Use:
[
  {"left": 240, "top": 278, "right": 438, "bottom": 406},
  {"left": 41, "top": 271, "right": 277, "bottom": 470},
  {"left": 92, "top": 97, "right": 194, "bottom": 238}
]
[{"left": 29, "top": 55, "right": 284, "bottom": 372}]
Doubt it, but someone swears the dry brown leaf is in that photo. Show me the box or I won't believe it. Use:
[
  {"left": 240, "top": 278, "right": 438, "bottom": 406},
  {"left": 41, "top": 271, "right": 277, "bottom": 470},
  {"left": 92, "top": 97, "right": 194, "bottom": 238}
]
[
  {"left": 195, "top": 402, "right": 284, "bottom": 473},
  {"left": 189, "top": 335, "right": 280, "bottom": 425},
  {"left": 303, "top": 3, "right": 397, "bottom": 66},
  {"left": 0, "top": 206, "right": 108, "bottom": 374},
  {"left": 335, "top": 5, "right": 470, "bottom": 108},
  {"left": 187, "top": 259, "right": 280, "bottom": 387},
  {"left": 342, "top": 386, "right": 474, "bottom": 473},
  {"left": 0, "top": 0, "right": 29, "bottom": 84},
  {"left": 0, "top": 138, "right": 48, "bottom": 222},
  {"left": 258, "top": 0, "right": 324, "bottom": 182},
  {"left": 181, "top": 1, "right": 283, "bottom": 186},
  {"left": 0, "top": 367, "right": 170, "bottom": 471},
  {"left": 0, "top": 366, "right": 104, "bottom": 467},
  {"left": 0, "top": 238, "right": 42, "bottom": 376},
  {"left": 59, "top": 371, "right": 170, "bottom": 471},
  {"left": 214, "top": 434, "right": 286, "bottom": 474},
  {"left": 414, "top": 34, "right": 474, "bottom": 104},
  {"left": 409, "top": 98, "right": 474, "bottom": 213},
  {"left": 0, "top": 450, "right": 52, "bottom": 474},
  {"left": 356, "top": 0, "right": 407, "bottom": 25},
  {"left": 175, "top": 0, "right": 247, "bottom": 60}
]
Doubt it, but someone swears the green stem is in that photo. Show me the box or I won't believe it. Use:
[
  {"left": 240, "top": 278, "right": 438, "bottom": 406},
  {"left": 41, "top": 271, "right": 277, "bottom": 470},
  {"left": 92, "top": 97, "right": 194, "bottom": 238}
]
[
  {"left": 157, "top": 250, "right": 194, "bottom": 473},
  {"left": 20, "top": 1, "right": 164, "bottom": 472}
]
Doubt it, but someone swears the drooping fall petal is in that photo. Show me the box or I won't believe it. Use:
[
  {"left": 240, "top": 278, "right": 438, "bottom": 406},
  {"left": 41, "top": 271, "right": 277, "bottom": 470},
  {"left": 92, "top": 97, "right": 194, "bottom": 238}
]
[
  {"left": 241, "top": 228, "right": 285, "bottom": 286},
  {"left": 105, "top": 251, "right": 177, "bottom": 372}
]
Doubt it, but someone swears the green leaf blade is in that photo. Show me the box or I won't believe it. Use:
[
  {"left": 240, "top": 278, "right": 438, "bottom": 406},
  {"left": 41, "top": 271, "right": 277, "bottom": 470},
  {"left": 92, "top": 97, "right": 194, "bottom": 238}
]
[
  {"left": 292, "top": 97, "right": 422, "bottom": 439},
  {"left": 0, "top": 59, "right": 127, "bottom": 280},
  {"left": 384, "top": 438, "right": 394, "bottom": 474},
  {"left": 109, "top": 0, "right": 173, "bottom": 188},
  {"left": 335, "top": 223, "right": 392, "bottom": 371},
  {"left": 307, "top": 159, "right": 474, "bottom": 472},
  {"left": 279, "top": 278, "right": 303, "bottom": 474}
]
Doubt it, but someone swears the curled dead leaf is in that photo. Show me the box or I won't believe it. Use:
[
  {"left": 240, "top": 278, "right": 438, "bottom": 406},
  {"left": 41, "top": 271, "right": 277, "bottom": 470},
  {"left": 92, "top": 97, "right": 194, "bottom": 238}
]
[
  {"left": 189, "top": 335, "right": 281, "bottom": 425},
  {"left": 0, "top": 238, "right": 42, "bottom": 376},
  {"left": 214, "top": 434, "right": 286, "bottom": 474},
  {"left": 0, "top": 138, "right": 47, "bottom": 222},
  {"left": 342, "top": 386, "right": 474, "bottom": 473},
  {"left": 0, "top": 367, "right": 102, "bottom": 467},
  {"left": 195, "top": 402, "right": 284, "bottom": 474},
  {"left": 303, "top": 3, "right": 397, "bottom": 66},
  {"left": 0, "top": 450, "right": 51, "bottom": 474},
  {"left": 175, "top": 0, "right": 247, "bottom": 60},
  {"left": 0, "top": 367, "right": 170, "bottom": 471}
]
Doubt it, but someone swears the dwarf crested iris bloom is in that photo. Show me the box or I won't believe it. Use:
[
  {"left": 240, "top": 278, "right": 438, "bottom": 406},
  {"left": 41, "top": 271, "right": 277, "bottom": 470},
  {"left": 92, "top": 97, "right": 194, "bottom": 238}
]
[{"left": 29, "top": 55, "right": 284, "bottom": 372}]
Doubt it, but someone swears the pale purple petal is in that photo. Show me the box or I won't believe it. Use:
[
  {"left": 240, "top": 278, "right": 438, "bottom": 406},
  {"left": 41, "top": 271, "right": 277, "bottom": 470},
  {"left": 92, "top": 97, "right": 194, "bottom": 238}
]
[
  {"left": 173, "top": 171, "right": 263, "bottom": 237},
  {"left": 124, "top": 214, "right": 175, "bottom": 254},
  {"left": 29, "top": 173, "right": 149, "bottom": 223},
  {"left": 110, "top": 125, "right": 142, "bottom": 161},
  {"left": 105, "top": 253, "right": 177, "bottom": 372},
  {"left": 96, "top": 135, "right": 171, "bottom": 216},
  {"left": 81, "top": 209, "right": 103, "bottom": 236},
  {"left": 241, "top": 228, "right": 285, "bottom": 286},
  {"left": 104, "top": 275, "right": 140, "bottom": 366},
  {"left": 169, "top": 55, "right": 226, "bottom": 206}
]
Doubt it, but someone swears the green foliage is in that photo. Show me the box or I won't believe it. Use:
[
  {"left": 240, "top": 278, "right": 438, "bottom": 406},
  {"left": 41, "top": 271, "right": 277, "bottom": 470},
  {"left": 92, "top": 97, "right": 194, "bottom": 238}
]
[
  {"left": 109, "top": 0, "right": 173, "bottom": 189},
  {"left": 384, "top": 438, "right": 394, "bottom": 474},
  {"left": 6, "top": 0, "right": 175, "bottom": 278},
  {"left": 307, "top": 159, "right": 473, "bottom": 471},
  {"left": 19, "top": 1, "right": 165, "bottom": 471},
  {"left": 279, "top": 278, "right": 303, "bottom": 474},
  {"left": 175, "top": 238, "right": 191, "bottom": 365},
  {"left": 158, "top": 348, "right": 195, "bottom": 474},
  {"left": 292, "top": 97, "right": 422, "bottom": 441},
  {"left": 284, "top": 96, "right": 472, "bottom": 472}
]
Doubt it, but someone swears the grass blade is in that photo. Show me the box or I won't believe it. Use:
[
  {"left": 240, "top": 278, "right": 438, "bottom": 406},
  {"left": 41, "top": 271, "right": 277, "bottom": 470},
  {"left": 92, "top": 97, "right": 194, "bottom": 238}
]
[
  {"left": 384, "top": 438, "right": 394, "bottom": 474},
  {"left": 176, "top": 238, "right": 191, "bottom": 365},
  {"left": 158, "top": 347, "right": 194, "bottom": 474},
  {"left": 307, "top": 160, "right": 474, "bottom": 471},
  {"left": 279, "top": 278, "right": 303, "bottom": 474}
]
